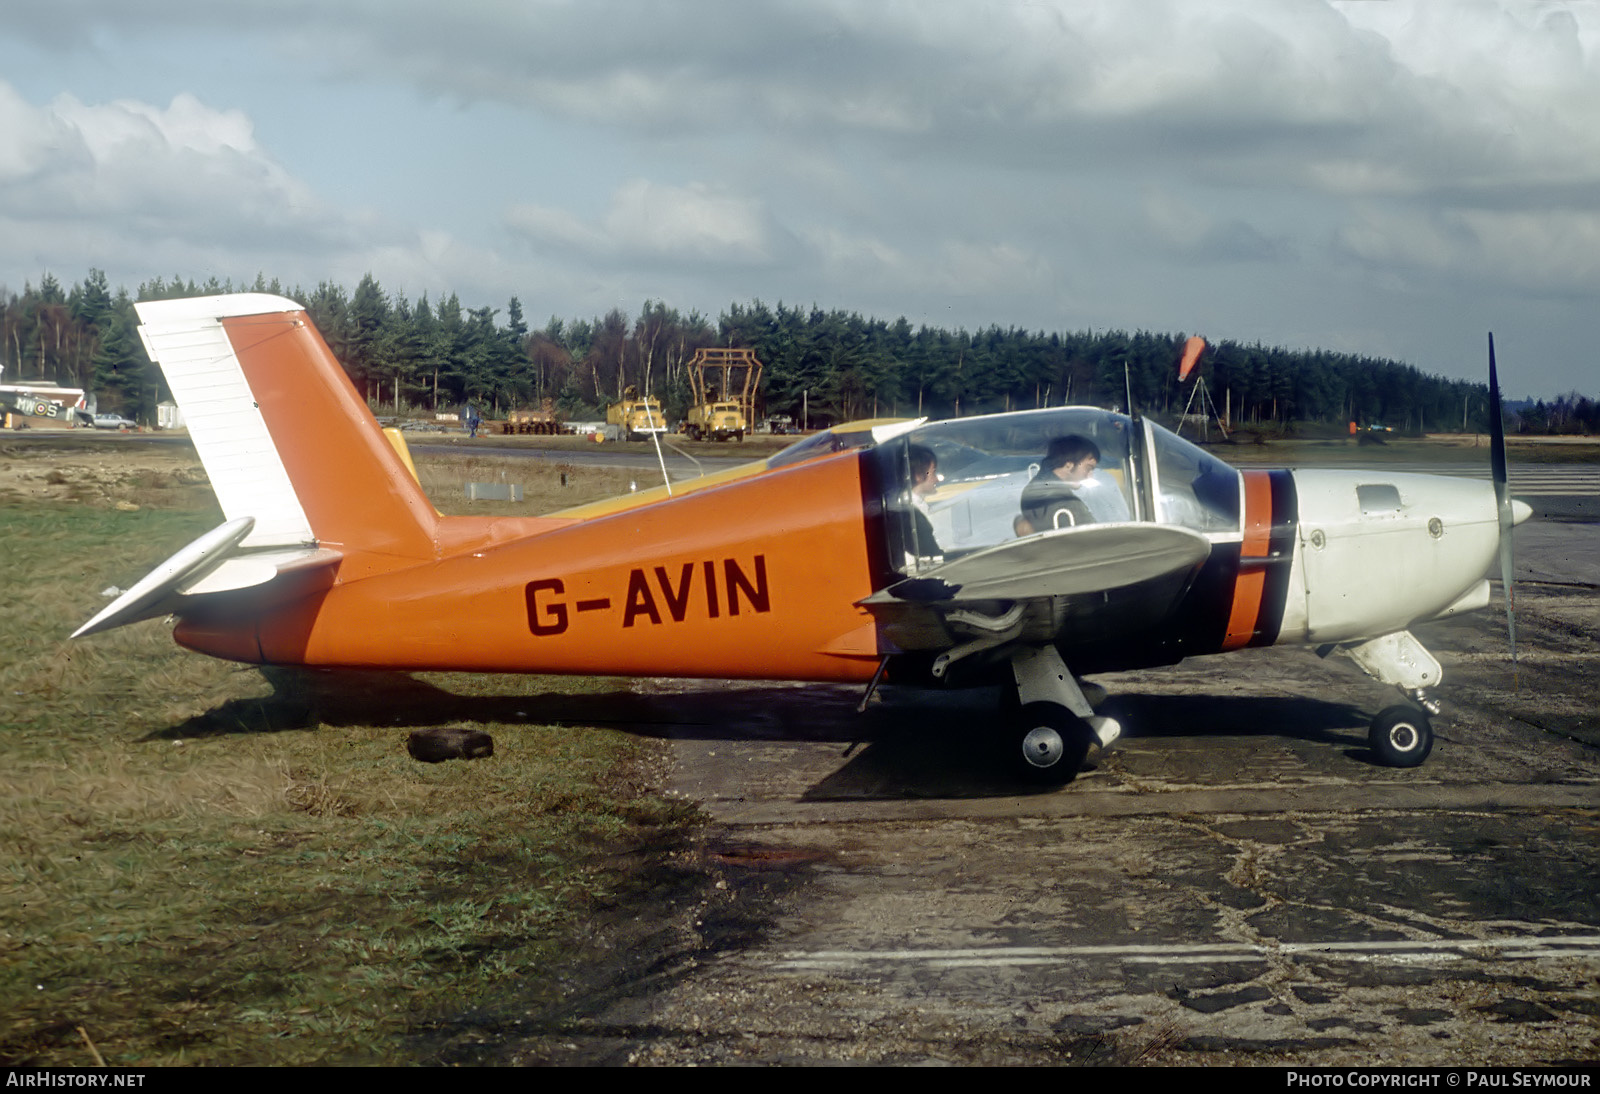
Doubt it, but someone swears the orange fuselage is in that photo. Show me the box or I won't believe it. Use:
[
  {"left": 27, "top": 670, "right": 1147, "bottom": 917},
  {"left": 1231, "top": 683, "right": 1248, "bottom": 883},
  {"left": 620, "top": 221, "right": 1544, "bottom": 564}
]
[{"left": 175, "top": 449, "right": 885, "bottom": 682}]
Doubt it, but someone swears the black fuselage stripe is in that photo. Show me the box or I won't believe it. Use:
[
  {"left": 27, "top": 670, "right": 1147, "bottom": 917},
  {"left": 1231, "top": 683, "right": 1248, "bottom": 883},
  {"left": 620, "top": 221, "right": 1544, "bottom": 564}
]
[{"left": 1249, "top": 469, "right": 1298, "bottom": 646}]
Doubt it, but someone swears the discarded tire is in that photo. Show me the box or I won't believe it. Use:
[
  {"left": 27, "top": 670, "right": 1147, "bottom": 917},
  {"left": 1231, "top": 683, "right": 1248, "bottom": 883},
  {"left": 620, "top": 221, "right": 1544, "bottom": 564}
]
[{"left": 407, "top": 727, "right": 494, "bottom": 763}]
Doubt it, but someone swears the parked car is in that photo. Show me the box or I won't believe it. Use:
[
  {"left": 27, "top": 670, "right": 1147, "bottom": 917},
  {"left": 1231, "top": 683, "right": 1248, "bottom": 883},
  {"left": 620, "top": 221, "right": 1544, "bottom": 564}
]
[{"left": 92, "top": 413, "right": 138, "bottom": 430}]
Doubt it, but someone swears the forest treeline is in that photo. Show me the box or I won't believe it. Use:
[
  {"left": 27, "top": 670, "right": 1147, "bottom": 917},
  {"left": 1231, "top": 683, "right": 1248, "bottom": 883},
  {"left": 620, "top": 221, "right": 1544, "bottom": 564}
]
[{"left": 4, "top": 269, "right": 1595, "bottom": 434}]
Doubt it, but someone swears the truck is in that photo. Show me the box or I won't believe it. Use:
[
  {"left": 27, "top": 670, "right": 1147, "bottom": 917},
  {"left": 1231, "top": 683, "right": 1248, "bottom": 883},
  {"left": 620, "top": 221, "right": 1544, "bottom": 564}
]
[
  {"left": 684, "top": 399, "right": 748, "bottom": 442},
  {"left": 682, "top": 347, "right": 762, "bottom": 442},
  {"left": 607, "top": 387, "right": 668, "bottom": 441},
  {"left": 500, "top": 398, "right": 567, "bottom": 435}
]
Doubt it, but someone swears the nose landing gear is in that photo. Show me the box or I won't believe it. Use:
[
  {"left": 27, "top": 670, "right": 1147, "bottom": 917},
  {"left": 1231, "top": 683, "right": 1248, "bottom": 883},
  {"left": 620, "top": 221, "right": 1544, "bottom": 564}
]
[
  {"left": 1369, "top": 704, "right": 1435, "bottom": 768},
  {"left": 1334, "top": 631, "right": 1444, "bottom": 768},
  {"left": 1010, "top": 646, "right": 1119, "bottom": 785}
]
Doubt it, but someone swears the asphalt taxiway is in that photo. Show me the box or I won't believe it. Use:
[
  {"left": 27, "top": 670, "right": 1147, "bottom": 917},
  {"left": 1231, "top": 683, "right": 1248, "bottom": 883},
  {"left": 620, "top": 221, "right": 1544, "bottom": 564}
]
[{"left": 550, "top": 521, "right": 1600, "bottom": 1066}]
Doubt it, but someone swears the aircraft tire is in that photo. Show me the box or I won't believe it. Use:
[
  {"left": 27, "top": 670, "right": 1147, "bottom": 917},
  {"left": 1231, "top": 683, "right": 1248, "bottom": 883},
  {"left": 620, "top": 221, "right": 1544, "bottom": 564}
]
[
  {"left": 1014, "top": 701, "right": 1093, "bottom": 786},
  {"left": 1369, "top": 705, "right": 1433, "bottom": 768}
]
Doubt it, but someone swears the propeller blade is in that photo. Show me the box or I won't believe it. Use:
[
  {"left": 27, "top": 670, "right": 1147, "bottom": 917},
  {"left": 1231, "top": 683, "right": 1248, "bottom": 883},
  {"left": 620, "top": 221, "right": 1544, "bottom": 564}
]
[
  {"left": 1488, "top": 333, "right": 1518, "bottom": 668},
  {"left": 1489, "top": 334, "right": 1507, "bottom": 506}
]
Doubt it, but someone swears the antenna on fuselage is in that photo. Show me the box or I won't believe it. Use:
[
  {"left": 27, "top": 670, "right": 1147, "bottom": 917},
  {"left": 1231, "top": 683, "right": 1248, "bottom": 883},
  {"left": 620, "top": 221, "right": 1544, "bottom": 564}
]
[
  {"left": 1488, "top": 333, "right": 1517, "bottom": 680},
  {"left": 642, "top": 399, "right": 673, "bottom": 497}
]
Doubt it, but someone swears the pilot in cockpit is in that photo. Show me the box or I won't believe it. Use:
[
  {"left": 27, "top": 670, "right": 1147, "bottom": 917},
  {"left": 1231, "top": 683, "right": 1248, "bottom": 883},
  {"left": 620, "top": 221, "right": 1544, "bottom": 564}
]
[
  {"left": 907, "top": 444, "right": 943, "bottom": 560},
  {"left": 1013, "top": 434, "right": 1130, "bottom": 535}
]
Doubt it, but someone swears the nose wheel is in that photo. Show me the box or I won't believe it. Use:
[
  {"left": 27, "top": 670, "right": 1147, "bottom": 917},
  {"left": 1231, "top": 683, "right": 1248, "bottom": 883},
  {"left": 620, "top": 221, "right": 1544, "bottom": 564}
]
[
  {"left": 1368, "top": 705, "right": 1434, "bottom": 767},
  {"left": 1014, "top": 702, "right": 1096, "bottom": 785}
]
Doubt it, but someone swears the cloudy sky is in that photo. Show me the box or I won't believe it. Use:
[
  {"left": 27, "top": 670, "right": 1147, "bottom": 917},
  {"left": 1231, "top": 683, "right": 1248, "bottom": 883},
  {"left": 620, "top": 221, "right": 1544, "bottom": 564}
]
[{"left": 2, "top": 1, "right": 1596, "bottom": 398}]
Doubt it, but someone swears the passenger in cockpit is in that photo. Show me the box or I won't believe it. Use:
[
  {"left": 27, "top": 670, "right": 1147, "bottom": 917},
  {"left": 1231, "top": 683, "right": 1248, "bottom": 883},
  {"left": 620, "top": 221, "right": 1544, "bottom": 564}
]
[{"left": 907, "top": 444, "right": 943, "bottom": 559}]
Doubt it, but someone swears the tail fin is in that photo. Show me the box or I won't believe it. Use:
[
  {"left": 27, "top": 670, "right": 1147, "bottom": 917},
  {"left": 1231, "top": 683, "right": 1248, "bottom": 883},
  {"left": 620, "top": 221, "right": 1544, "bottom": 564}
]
[{"left": 136, "top": 295, "right": 440, "bottom": 570}]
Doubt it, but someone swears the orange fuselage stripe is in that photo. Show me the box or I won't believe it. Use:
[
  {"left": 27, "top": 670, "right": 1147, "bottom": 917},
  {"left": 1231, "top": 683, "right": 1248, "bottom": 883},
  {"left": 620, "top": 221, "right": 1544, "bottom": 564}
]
[{"left": 1222, "top": 469, "right": 1275, "bottom": 650}]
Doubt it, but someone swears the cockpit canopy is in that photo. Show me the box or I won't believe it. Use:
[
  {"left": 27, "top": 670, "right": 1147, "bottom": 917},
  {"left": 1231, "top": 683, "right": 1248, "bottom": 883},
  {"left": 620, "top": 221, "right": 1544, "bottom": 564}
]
[
  {"left": 874, "top": 407, "right": 1241, "bottom": 574},
  {"left": 769, "top": 418, "right": 922, "bottom": 471}
]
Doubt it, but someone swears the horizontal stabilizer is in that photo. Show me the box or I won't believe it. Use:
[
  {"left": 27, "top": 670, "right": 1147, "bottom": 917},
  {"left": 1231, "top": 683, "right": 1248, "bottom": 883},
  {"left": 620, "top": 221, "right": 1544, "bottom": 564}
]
[
  {"left": 72, "top": 517, "right": 342, "bottom": 638},
  {"left": 180, "top": 546, "right": 342, "bottom": 596}
]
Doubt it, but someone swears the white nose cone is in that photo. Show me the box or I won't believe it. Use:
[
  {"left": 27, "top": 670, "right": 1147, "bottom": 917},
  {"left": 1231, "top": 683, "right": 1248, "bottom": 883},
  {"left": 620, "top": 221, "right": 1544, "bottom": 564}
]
[{"left": 1511, "top": 498, "right": 1533, "bottom": 526}]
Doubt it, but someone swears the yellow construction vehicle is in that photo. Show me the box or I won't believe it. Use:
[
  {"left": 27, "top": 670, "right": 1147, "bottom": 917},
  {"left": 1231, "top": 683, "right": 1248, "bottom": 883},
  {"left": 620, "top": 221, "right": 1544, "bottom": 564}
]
[
  {"left": 500, "top": 398, "right": 566, "bottom": 435},
  {"left": 607, "top": 386, "right": 668, "bottom": 441},
  {"left": 682, "top": 347, "right": 762, "bottom": 442}
]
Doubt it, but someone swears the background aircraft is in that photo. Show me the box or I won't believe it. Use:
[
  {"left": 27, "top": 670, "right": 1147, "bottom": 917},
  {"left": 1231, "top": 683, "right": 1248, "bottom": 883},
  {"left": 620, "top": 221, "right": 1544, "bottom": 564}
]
[{"left": 75, "top": 295, "right": 1528, "bottom": 784}]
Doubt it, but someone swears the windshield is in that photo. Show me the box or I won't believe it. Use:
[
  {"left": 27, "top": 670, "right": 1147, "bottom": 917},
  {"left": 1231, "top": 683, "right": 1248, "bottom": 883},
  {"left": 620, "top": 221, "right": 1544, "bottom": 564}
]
[
  {"left": 1145, "top": 421, "right": 1241, "bottom": 533},
  {"left": 768, "top": 419, "right": 916, "bottom": 471}
]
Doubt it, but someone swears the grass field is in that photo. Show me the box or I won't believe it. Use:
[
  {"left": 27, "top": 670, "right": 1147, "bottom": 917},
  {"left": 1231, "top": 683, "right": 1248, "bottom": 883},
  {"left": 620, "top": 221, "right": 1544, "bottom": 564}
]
[{"left": 0, "top": 450, "right": 703, "bottom": 1066}]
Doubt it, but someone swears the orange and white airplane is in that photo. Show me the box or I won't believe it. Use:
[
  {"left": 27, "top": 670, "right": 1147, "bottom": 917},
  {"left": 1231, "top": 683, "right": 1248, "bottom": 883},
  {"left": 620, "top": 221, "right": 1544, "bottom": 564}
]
[{"left": 75, "top": 295, "right": 1529, "bottom": 783}]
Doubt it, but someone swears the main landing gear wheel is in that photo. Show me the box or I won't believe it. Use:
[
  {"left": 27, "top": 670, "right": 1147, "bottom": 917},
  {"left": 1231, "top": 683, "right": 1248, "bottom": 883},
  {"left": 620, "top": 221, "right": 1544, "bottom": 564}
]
[
  {"left": 1369, "top": 705, "right": 1434, "bottom": 768},
  {"left": 1014, "top": 701, "right": 1095, "bottom": 785}
]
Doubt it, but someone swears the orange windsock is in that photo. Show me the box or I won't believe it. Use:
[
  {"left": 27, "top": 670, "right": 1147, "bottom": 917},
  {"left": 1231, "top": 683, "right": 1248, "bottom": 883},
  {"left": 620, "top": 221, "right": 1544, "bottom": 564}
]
[{"left": 1179, "top": 336, "right": 1205, "bottom": 382}]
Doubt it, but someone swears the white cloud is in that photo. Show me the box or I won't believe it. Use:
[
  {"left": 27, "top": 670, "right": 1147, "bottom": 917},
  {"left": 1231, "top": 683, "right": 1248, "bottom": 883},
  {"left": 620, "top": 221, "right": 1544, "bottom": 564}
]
[
  {"left": 507, "top": 179, "right": 779, "bottom": 266},
  {"left": 0, "top": 83, "right": 85, "bottom": 183},
  {"left": 0, "top": 83, "right": 358, "bottom": 255},
  {"left": 57, "top": 91, "right": 258, "bottom": 160},
  {"left": 606, "top": 180, "right": 772, "bottom": 259},
  {"left": 803, "top": 225, "right": 1053, "bottom": 304},
  {"left": 929, "top": 241, "right": 1054, "bottom": 300},
  {"left": 20, "top": 3, "right": 1600, "bottom": 202},
  {"left": 1337, "top": 204, "right": 1600, "bottom": 294},
  {"left": 805, "top": 227, "right": 910, "bottom": 279},
  {"left": 502, "top": 204, "right": 606, "bottom": 255},
  {"left": 1141, "top": 187, "right": 1292, "bottom": 263}
]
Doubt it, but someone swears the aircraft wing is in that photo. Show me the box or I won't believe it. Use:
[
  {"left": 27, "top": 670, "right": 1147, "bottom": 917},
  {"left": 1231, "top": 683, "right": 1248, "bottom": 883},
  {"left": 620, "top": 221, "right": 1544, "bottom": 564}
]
[{"left": 860, "top": 522, "right": 1211, "bottom": 653}]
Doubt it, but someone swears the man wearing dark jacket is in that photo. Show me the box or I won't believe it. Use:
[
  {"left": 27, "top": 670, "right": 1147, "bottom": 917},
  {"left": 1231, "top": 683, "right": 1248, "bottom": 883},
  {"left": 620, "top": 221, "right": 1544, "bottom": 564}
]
[{"left": 1015, "top": 434, "right": 1101, "bottom": 536}]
